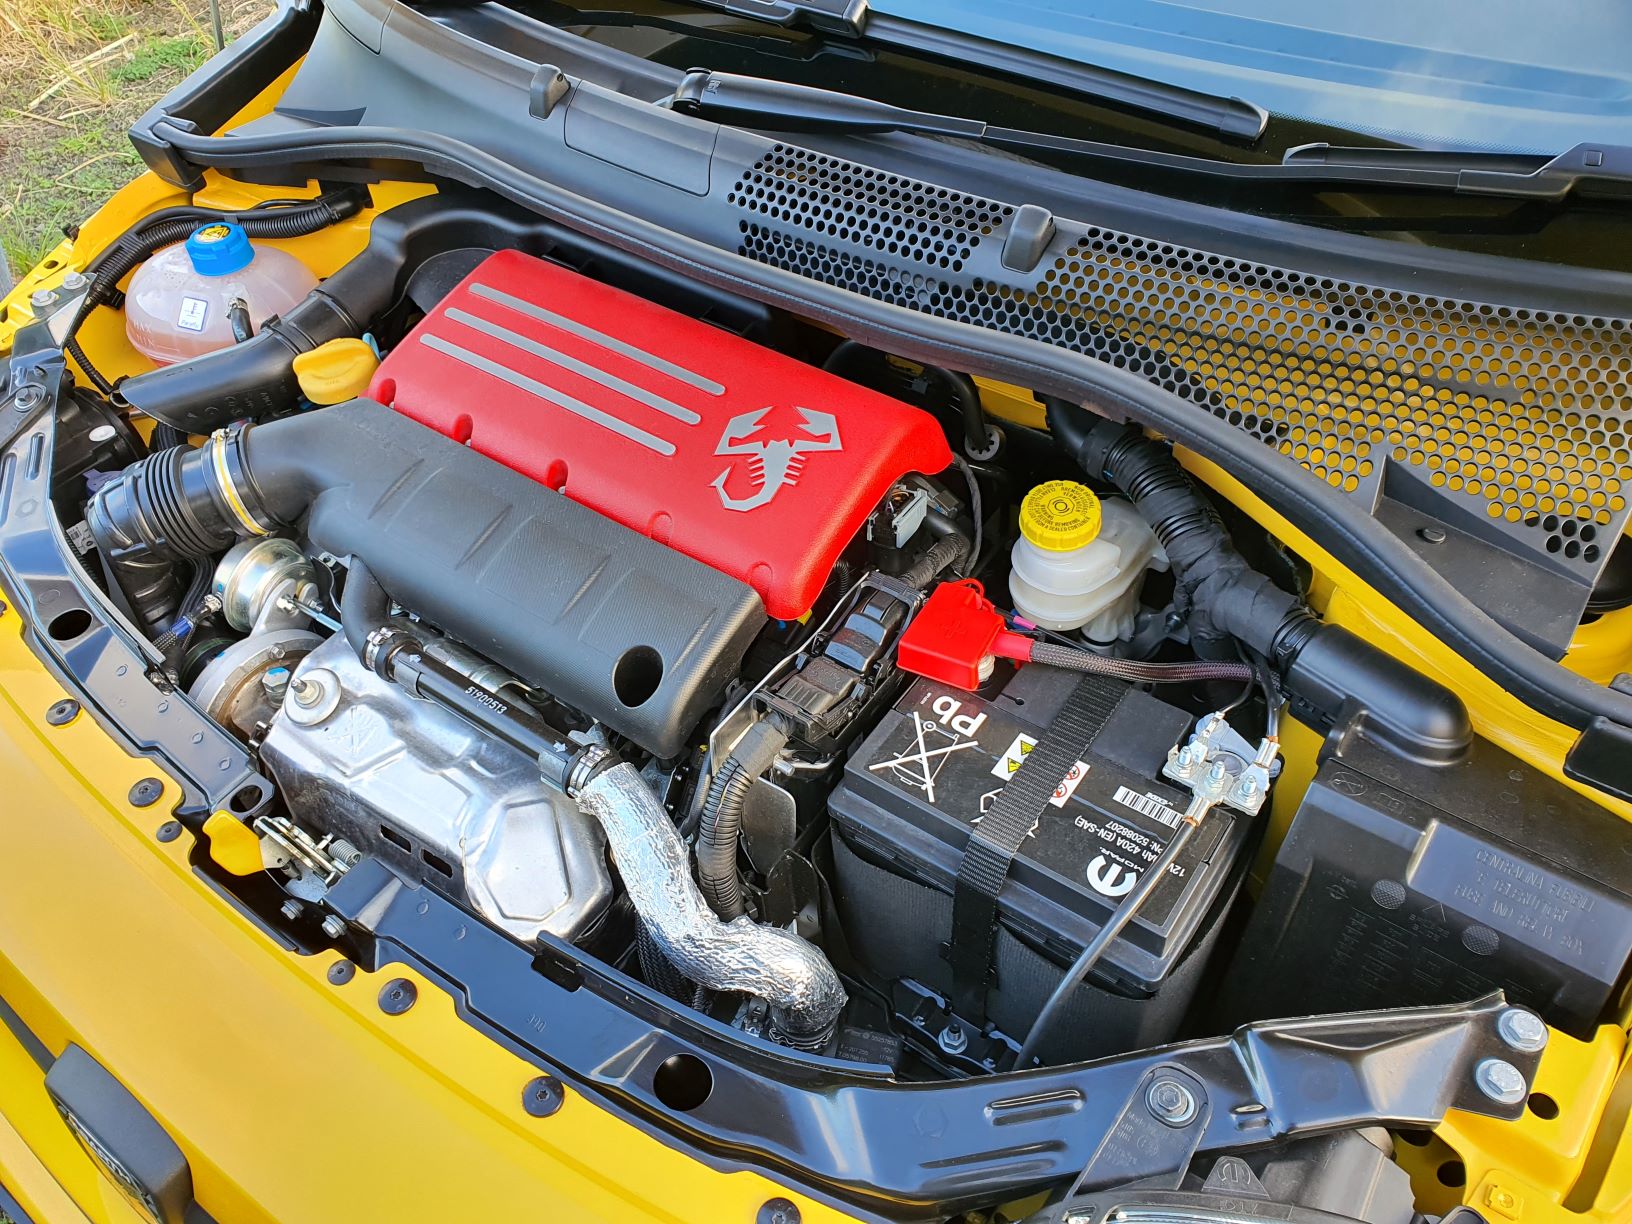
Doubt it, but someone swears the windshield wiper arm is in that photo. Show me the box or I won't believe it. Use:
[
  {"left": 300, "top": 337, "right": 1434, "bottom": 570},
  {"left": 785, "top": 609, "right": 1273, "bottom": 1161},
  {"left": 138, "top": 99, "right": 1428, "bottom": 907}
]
[
  {"left": 677, "top": 0, "right": 1269, "bottom": 142},
  {"left": 672, "top": 70, "right": 1632, "bottom": 204}
]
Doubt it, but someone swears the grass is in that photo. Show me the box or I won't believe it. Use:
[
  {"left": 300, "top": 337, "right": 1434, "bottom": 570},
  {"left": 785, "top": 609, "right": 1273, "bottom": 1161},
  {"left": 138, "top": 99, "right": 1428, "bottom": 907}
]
[{"left": 1, "top": 0, "right": 269, "bottom": 277}]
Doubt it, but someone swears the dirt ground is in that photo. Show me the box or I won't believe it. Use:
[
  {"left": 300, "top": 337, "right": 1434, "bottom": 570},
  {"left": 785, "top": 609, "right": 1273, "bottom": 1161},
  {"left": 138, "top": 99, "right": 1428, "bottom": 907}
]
[{"left": 1, "top": 0, "right": 272, "bottom": 278}]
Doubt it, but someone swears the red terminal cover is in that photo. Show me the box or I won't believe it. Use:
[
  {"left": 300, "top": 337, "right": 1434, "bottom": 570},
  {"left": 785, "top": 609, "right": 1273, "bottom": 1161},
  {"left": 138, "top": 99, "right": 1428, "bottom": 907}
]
[
  {"left": 369, "top": 250, "right": 953, "bottom": 618},
  {"left": 898, "top": 581, "right": 1036, "bottom": 690}
]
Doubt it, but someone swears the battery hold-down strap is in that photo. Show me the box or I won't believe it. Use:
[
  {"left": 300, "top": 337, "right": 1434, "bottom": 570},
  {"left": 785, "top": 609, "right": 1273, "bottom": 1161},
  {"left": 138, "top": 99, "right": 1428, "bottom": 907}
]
[{"left": 946, "top": 674, "right": 1126, "bottom": 1024}]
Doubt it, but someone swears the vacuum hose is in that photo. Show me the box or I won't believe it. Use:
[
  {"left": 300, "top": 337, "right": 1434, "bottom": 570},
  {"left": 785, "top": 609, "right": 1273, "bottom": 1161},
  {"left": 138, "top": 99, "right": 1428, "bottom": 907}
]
[{"left": 1047, "top": 401, "right": 1472, "bottom": 763}]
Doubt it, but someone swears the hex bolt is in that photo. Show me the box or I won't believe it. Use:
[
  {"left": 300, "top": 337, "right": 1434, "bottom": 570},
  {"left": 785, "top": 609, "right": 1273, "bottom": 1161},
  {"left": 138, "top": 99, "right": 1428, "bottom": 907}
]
[
  {"left": 1146, "top": 1075, "right": 1199, "bottom": 1127},
  {"left": 29, "top": 288, "right": 57, "bottom": 309},
  {"left": 1474, "top": 1058, "right": 1528, "bottom": 1106},
  {"left": 1496, "top": 1008, "right": 1548, "bottom": 1054},
  {"left": 757, "top": 1199, "right": 802, "bottom": 1224},
  {"left": 262, "top": 666, "right": 293, "bottom": 703},
  {"left": 937, "top": 1023, "right": 969, "bottom": 1056},
  {"left": 320, "top": 914, "right": 347, "bottom": 940},
  {"left": 60, "top": 270, "right": 88, "bottom": 291},
  {"left": 280, "top": 898, "right": 305, "bottom": 922},
  {"left": 128, "top": 777, "right": 164, "bottom": 808}
]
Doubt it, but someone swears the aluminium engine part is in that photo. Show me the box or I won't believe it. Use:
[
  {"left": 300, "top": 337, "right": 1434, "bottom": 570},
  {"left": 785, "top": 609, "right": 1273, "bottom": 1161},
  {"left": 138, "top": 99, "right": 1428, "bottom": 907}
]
[
  {"left": 259, "top": 635, "right": 612, "bottom": 946},
  {"left": 212, "top": 536, "right": 315, "bottom": 632},
  {"left": 575, "top": 762, "right": 846, "bottom": 1047}
]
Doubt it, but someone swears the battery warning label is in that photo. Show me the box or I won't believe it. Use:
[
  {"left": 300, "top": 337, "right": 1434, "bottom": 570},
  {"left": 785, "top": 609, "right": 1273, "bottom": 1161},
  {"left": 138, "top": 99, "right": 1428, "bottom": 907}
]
[{"left": 990, "top": 733, "right": 1089, "bottom": 808}]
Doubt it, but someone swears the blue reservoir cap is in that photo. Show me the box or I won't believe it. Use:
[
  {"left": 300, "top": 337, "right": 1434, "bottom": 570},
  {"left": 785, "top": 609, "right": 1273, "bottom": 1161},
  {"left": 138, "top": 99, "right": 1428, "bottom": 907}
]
[{"left": 184, "top": 222, "right": 254, "bottom": 277}]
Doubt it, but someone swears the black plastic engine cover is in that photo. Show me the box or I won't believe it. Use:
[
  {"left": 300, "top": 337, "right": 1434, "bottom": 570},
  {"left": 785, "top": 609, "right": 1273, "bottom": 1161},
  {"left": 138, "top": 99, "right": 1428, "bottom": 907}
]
[{"left": 245, "top": 399, "right": 765, "bottom": 757}]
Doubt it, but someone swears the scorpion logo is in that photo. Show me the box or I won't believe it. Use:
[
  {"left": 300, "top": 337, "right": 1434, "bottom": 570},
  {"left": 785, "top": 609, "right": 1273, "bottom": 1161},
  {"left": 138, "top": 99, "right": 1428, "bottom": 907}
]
[{"left": 711, "top": 405, "right": 843, "bottom": 513}]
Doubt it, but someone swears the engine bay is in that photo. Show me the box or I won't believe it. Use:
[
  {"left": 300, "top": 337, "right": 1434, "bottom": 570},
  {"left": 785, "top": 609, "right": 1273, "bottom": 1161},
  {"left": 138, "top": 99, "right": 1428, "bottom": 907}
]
[{"left": 5, "top": 171, "right": 1629, "bottom": 1217}]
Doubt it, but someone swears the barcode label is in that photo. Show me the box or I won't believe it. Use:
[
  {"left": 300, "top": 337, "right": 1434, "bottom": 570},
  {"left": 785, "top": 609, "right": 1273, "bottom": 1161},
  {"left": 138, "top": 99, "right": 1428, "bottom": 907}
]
[{"left": 1114, "top": 785, "right": 1181, "bottom": 828}]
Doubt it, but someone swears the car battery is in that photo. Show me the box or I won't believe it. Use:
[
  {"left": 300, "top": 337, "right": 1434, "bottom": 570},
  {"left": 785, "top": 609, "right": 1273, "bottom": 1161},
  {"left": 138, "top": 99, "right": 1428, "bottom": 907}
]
[
  {"left": 829, "top": 663, "right": 1251, "bottom": 1062},
  {"left": 1219, "top": 724, "right": 1632, "bottom": 1039}
]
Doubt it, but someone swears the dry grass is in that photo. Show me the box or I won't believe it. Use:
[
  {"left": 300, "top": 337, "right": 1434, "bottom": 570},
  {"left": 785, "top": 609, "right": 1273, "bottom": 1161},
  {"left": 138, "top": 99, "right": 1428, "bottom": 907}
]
[{"left": 1, "top": 0, "right": 271, "bottom": 275}]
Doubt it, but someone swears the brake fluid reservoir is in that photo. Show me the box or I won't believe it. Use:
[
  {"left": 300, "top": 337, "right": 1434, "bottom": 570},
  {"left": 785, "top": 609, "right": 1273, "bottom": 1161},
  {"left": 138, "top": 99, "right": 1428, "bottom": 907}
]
[
  {"left": 1008, "top": 480, "right": 1167, "bottom": 640},
  {"left": 125, "top": 223, "right": 317, "bottom": 365}
]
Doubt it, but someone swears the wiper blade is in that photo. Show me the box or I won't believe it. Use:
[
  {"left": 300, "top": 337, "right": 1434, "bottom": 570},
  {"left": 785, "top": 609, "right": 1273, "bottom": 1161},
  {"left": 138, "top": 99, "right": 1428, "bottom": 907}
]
[
  {"left": 672, "top": 70, "right": 1632, "bottom": 204},
  {"left": 678, "top": 0, "right": 1269, "bottom": 141}
]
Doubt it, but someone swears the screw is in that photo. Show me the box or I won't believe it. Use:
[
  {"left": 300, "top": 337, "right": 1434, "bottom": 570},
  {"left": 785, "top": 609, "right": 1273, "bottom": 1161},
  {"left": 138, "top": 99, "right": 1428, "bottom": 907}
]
[
  {"left": 757, "top": 1199, "right": 801, "bottom": 1224},
  {"left": 1475, "top": 1058, "right": 1528, "bottom": 1105},
  {"left": 522, "top": 1074, "right": 565, "bottom": 1118},
  {"left": 1418, "top": 526, "right": 1448, "bottom": 545},
  {"left": 155, "top": 820, "right": 182, "bottom": 843},
  {"left": 320, "top": 913, "right": 347, "bottom": 940},
  {"left": 29, "top": 288, "right": 57, "bottom": 309},
  {"left": 1496, "top": 1008, "right": 1548, "bottom": 1054},
  {"left": 378, "top": 977, "right": 418, "bottom": 1016},
  {"left": 280, "top": 898, "right": 305, "bottom": 922},
  {"left": 128, "top": 777, "right": 164, "bottom": 807},
  {"left": 45, "top": 698, "right": 80, "bottom": 726},
  {"left": 1146, "top": 1075, "right": 1199, "bottom": 1127},
  {"left": 937, "top": 1023, "right": 969, "bottom": 1055},
  {"left": 262, "top": 666, "right": 292, "bottom": 703},
  {"left": 327, "top": 960, "right": 356, "bottom": 985},
  {"left": 13, "top": 384, "right": 46, "bottom": 412}
]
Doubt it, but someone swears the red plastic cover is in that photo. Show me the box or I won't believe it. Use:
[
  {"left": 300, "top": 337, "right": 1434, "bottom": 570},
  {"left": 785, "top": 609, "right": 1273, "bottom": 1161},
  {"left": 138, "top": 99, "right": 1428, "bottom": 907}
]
[{"left": 370, "top": 250, "right": 952, "bottom": 618}]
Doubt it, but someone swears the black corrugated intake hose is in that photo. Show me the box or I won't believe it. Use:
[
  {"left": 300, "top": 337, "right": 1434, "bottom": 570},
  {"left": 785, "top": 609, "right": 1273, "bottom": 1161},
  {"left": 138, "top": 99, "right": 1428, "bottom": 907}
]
[
  {"left": 66, "top": 191, "right": 367, "bottom": 397},
  {"left": 1046, "top": 399, "right": 1473, "bottom": 763},
  {"left": 697, "top": 717, "right": 792, "bottom": 920}
]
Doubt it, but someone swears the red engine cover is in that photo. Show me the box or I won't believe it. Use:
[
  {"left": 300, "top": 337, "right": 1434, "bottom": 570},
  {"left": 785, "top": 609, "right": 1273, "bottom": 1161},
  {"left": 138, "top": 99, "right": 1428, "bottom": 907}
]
[{"left": 370, "top": 250, "right": 952, "bottom": 618}]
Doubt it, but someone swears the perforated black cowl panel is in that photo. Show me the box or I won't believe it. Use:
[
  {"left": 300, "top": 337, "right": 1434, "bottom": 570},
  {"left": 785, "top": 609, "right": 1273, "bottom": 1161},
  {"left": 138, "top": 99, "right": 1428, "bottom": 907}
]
[{"left": 731, "top": 145, "right": 1632, "bottom": 588}]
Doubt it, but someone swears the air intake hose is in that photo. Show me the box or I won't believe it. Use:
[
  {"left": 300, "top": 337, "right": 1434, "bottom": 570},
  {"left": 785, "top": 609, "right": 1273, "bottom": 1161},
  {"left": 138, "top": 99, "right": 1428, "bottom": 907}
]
[{"left": 1047, "top": 401, "right": 1471, "bottom": 763}]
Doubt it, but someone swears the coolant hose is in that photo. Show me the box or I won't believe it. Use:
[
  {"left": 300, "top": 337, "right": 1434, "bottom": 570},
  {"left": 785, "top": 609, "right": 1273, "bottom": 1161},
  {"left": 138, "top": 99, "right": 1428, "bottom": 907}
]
[
  {"left": 341, "top": 559, "right": 391, "bottom": 659},
  {"left": 1047, "top": 400, "right": 1471, "bottom": 762},
  {"left": 577, "top": 763, "right": 847, "bottom": 1047},
  {"left": 697, "top": 718, "right": 792, "bottom": 920}
]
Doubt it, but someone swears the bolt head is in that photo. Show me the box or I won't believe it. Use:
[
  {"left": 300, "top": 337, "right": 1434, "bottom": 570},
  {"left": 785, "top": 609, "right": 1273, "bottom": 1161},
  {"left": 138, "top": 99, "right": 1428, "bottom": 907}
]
[
  {"left": 937, "top": 1023, "right": 969, "bottom": 1055},
  {"left": 29, "top": 288, "right": 57, "bottom": 309},
  {"left": 60, "top": 270, "right": 87, "bottom": 291},
  {"left": 280, "top": 898, "right": 305, "bottom": 921},
  {"left": 262, "top": 666, "right": 292, "bottom": 702},
  {"left": 757, "top": 1199, "right": 801, "bottom": 1224},
  {"left": 1475, "top": 1057, "right": 1528, "bottom": 1105},
  {"left": 320, "top": 913, "right": 347, "bottom": 939},
  {"left": 1496, "top": 1008, "right": 1548, "bottom": 1054},
  {"left": 1146, "top": 1075, "right": 1199, "bottom": 1126}
]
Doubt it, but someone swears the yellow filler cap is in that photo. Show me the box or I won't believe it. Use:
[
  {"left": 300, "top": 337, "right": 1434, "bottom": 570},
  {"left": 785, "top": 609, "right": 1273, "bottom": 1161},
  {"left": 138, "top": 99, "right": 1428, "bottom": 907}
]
[
  {"left": 1019, "top": 480, "right": 1102, "bottom": 551},
  {"left": 203, "top": 811, "right": 266, "bottom": 876},
  {"left": 292, "top": 337, "right": 380, "bottom": 405}
]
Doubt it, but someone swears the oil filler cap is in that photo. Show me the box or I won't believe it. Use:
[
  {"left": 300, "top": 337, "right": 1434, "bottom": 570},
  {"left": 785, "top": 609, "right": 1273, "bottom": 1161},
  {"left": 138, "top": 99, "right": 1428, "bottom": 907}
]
[
  {"left": 293, "top": 337, "right": 381, "bottom": 405},
  {"left": 1019, "top": 480, "right": 1101, "bottom": 551}
]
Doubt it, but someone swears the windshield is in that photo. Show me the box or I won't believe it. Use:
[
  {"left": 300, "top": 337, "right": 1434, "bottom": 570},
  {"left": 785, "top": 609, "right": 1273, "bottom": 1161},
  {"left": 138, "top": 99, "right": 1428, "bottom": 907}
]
[{"left": 874, "top": 0, "right": 1632, "bottom": 155}]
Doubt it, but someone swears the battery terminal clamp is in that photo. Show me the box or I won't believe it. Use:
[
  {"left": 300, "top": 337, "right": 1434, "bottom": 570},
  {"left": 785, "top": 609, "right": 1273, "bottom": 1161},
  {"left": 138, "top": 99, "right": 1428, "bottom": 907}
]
[{"left": 1164, "top": 711, "right": 1280, "bottom": 818}]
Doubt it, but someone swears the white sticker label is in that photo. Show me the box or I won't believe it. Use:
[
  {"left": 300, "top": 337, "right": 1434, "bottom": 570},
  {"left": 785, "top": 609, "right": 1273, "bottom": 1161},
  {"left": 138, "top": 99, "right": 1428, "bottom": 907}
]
[
  {"left": 990, "top": 733, "right": 1088, "bottom": 808},
  {"left": 1113, "top": 785, "right": 1182, "bottom": 828},
  {"left": 177, "top": 296, "right": 208, "bottom": 332}
]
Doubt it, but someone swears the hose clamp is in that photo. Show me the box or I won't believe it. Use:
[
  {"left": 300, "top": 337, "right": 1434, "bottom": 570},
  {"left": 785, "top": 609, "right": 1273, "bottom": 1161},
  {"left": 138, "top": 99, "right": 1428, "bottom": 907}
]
[{"left": 208, "top": 427, "right": 277, "bottom": 537}]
